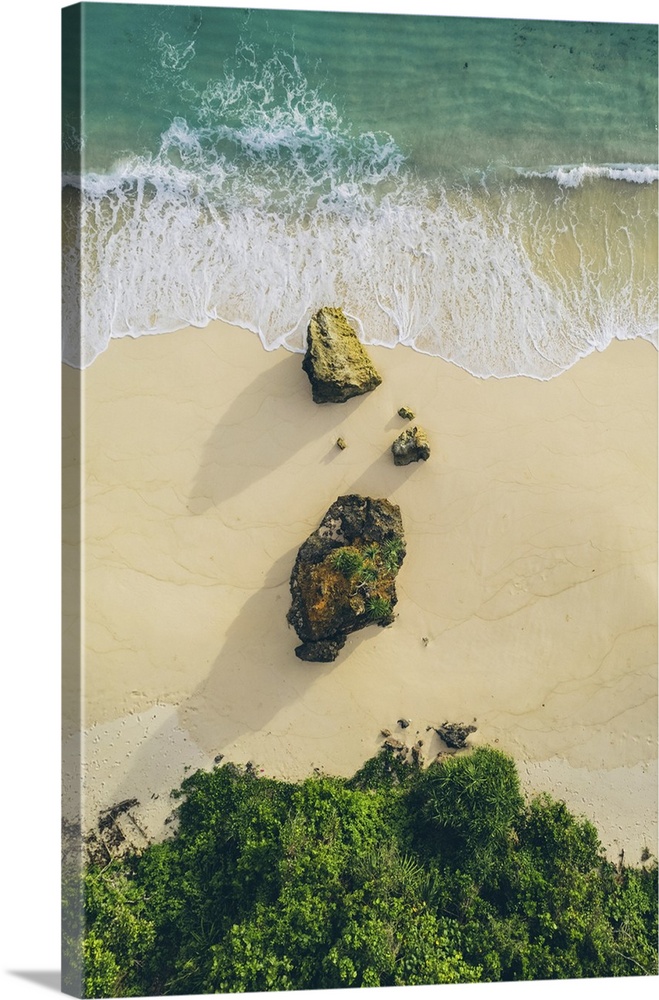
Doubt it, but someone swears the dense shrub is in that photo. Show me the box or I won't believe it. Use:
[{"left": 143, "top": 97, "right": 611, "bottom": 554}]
[{"left": 80, "top": 747, "right": 658, "bottom": 996}]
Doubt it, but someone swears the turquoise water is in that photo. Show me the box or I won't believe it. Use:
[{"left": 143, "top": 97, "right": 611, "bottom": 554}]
[{"left": 62, "top": 3, "right": 658, "bottom": 375}]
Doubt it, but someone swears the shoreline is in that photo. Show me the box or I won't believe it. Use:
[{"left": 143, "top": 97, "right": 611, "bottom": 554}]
[
  {"left": 63, "top": 321, "right": 658, "bottom": 862},
  {"left": 69, "top": 318, "right": 659, "bottom": 383}
]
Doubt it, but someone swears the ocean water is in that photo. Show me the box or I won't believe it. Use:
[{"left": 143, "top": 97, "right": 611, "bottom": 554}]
[{"left": 62, "top": 3, "right": 658, "bottom": 376}]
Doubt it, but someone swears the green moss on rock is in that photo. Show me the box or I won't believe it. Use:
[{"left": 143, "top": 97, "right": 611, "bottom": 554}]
[{"left": 287, "top": 495, "right": 406, "bottom": 662}]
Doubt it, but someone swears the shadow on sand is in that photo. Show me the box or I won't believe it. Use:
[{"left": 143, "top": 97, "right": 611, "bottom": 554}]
[
  {"left": 176, "top": 542, "right": 386, "bottom": 758},
  {"left": 188, "top": 352, "right": 372, "bottom": 514}
]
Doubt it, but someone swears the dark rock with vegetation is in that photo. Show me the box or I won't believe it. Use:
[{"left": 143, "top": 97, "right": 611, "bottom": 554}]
[
  {"left": 78, "top": 746, "right": 658, "bottom": 997},
  {"left": 294, "top": 636, "right": 347, "bottom": 662},
  {"left": 398, "top": 406, "right": 415, "bottom": 420},
  {"left": 383, "top": 735, "right": 405, "bottom": 752},
  {"left": 392, "top": 425, "right": 431, "bottom": 465},
  {"left": 435, "top": 722, "right": 477, "bottom": 749},
  {"left": 302, "top": 307, "right": 382, "bottom": 403},
  {"left": 287, "top": 494, "right": 406, "bottom": 662}
]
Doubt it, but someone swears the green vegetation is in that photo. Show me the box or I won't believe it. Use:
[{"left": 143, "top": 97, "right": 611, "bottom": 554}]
[
  {"left": 79, "top": 748, "right": 658, "bottom": 997},
  {"left": 365, "top": 595, "right": 394, "bottom": 622},
  {"left": 330, "top": 539, "right": 403, "bottom": 595},
  {"left": 381, "top": 537, "right": 404, "bottom": 573},
  {"left": 357, "top": 563, "right": 379, "bottom": 583},
  {"left": 330, "top": 547, "right": 364, "bottom": 578}
]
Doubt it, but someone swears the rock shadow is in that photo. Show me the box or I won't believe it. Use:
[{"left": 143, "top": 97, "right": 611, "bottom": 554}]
[
  {"left": 176, "top": 545, "right": 318, "bottom": 752},
  {"left": 102, "top": 541, "right": 392, "bottom": 830},
  {"left": 344, "top": 446, "right": 425, "bottom": 499},
  {"left": 176, "top": 543, "right": 390, "bottom": 755},
  {"left": 188, "top": 353, "right": 372, "bottom": 514}
]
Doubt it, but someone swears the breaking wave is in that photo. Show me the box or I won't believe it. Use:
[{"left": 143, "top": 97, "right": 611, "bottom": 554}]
[
  {"left": 517, "top": 163, "right": 659, "bottom": 187},
  {"left": 62, "top": 43, "right": 658, "bottom": 378}
]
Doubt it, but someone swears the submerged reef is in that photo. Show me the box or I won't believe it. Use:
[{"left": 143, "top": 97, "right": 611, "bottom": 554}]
[
  {"left": 302, "top": 306, "right": 382, "bottom": 403},
  {"left": 287, "top": 494, "right": 406, "bottom": 661}
]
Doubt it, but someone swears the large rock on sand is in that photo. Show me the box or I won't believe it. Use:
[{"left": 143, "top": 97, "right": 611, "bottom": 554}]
[
  {"left": 302, "top": 307, "right": 382, "bottom": 403},
  {"left": 287, "top": 495, "right": 406, "bottom": 662}
]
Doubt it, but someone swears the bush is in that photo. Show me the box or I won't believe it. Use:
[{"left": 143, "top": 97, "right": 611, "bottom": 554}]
[
  {"left": 80, "top": 750, "right": 657, "bottom": 996},
  {"left": 421, "top": 747, "right": 524, "bottom": 858},
  {"left": 366, "top": 595, "right": 393, "bottom": 621}
]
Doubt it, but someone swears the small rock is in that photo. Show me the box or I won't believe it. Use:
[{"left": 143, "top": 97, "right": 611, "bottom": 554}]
[
  {"left": 383, "top": 736, "right": 405, "bottom": 751},
  {"left": 391, "top": 426, "right": 431, "bottom": 466},
  {"left": 435, "top": 721, "right": 477, "bottom": 749},
  {"left": 398, "top": 718, "right": 411, "bottom": 729},
  {"left": 380, "top": 728, "right": 392, "bottom": 737},
  {"left": 214, "top": 754, "right": 224, "bottom": 764},
  {"left": 336, "top": 437, "right": 347, "bottom": 450},
  {"left": 398, "top": 406, "right": 415, "bottom": 420}
]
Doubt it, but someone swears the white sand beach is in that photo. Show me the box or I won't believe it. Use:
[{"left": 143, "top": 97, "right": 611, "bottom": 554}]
[{"left": 62, "top": 322, "right": 657, "bottom": 862}]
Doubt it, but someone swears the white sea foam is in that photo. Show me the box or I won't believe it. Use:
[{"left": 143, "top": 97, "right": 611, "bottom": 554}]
[
  {"left": 62, "top": 44, "right": 658, "bottom": 377},
  {"left": 62, "top": 161, "right": 658, "bottom": 376},
  {"left": 516, "top": 163, "right": 659, "bottom": 187}
]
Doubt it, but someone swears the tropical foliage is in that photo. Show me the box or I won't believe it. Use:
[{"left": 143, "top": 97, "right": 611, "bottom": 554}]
[{"left": 79, "top": 747, "right": 658, "bottom": 996}]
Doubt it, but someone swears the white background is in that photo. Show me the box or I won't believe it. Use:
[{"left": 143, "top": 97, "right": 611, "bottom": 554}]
[{"left": 1, "top": 0, "right": 656, "bottom": 998}]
